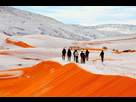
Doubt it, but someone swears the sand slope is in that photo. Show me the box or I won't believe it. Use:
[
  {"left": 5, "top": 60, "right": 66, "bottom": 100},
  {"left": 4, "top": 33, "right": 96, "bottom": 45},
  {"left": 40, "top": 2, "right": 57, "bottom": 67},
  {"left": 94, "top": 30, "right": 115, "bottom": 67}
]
[
  {"left": 0, "top": 33, "right": 136, "bottom": 97},
  {"left": 0, "top": 61, "right": 136, "bottom": 97}
]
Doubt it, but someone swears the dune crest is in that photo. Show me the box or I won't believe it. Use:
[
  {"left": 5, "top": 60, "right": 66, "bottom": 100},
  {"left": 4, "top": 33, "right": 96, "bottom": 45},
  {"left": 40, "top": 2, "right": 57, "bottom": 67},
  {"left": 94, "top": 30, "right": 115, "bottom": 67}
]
[{"left": 0, "top": 61, "right": 136, "bottom": 97}]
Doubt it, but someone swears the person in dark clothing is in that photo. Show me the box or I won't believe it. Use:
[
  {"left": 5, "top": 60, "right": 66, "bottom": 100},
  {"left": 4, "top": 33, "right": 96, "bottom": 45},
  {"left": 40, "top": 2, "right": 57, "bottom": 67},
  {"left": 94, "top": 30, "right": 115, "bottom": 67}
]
[
  {"left": 85, "top": 49, "right": 90, "bottom": 61},
  {"left": 80, "top": 51, "right": 84, "bottom": 63},
  {"left": 100, "top": 50, "right": 104, "bottom": 62},
  {"left": 73, "top": 49, "right": 76, "bottom": 62},
  {"left": 67, "top": 49, "right": 72, "bottom": 61},
  {"left": 74, "top": 50, "right": 79, "bottom": 63},
  {"left": 82, "top": 53, "right": 86, "bottom": 63},
  {"left": 62, "top": 48, "right": 66, "bottom": 60}
]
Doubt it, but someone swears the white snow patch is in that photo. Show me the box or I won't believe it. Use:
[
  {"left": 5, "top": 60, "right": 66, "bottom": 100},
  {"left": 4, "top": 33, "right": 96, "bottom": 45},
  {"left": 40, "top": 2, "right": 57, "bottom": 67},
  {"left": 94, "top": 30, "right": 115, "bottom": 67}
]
[{"left": 0, "top": 70, "right": 24, "bottom": 79}]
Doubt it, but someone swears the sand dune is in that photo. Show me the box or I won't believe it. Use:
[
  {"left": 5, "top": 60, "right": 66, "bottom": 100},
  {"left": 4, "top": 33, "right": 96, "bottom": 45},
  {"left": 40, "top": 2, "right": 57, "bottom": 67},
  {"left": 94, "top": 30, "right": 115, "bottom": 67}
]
[
  {"left": 5, "top": 38, "right": 35, "bottom": 48},
  {"left": 0, "top": 61, "right": 136, "bottom": 97},
  {"left": 0, "top": 33, "right": 136, "bottom": 97}
]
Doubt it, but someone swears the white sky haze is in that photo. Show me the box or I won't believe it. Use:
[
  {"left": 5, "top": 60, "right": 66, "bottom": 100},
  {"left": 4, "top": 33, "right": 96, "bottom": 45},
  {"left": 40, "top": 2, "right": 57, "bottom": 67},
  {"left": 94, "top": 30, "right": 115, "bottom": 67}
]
[{"left": 12, "top": 6, "right": 136, "bottom": 26}]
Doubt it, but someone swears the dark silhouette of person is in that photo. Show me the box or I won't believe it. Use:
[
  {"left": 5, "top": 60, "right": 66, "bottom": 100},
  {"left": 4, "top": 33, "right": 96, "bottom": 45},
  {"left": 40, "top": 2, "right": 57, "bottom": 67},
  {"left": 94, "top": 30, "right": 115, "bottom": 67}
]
[
  {"left": 80, "top": 51, "right": 84, "bottom": 63},
  {"left": 74, "top": 50, "right": 79, "bottom": 63},
  {"left": 100, "top": 50, "right": 104, "bottom": 62},
  {"left": 82, "top": 53, "right": 86, "bottom": 63},
  {"left": 67, "top": 49, "right": 72, "bottom": 61},
  {"left": 62, "top": 48, "right": 66, "bottom": 60},
  {"left": 85, "top": 49, "right": 90, "bottom": 61},
  {"left": 73, "top": 49, "right": 76, "bottom": 62}
]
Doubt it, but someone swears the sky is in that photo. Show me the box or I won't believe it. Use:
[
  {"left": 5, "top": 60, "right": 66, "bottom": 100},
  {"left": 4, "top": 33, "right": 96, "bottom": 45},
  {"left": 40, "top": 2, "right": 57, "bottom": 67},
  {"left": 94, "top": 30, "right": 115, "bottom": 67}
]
[{"left": 12, "top": 6, "right": 136, "bottom": 26}]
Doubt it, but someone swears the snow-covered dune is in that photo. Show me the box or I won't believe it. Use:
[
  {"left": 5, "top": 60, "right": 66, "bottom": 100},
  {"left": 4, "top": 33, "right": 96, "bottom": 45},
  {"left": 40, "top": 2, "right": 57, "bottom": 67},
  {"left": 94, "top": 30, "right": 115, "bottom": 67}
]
[
  {"left": 0, "top": 33, "right": 80, "bottom": 70},
  {"left": 0, "top": 33, "right": 136, "bottom": 97},
  {"left": 0, "top": 32, "right": 80, "bottom": 49},
  {"left": 85, "top": 34, "right": 136, "bottom": 51},
  {"left": 12, "top": 35, "right": 75, "bottom": 48}
]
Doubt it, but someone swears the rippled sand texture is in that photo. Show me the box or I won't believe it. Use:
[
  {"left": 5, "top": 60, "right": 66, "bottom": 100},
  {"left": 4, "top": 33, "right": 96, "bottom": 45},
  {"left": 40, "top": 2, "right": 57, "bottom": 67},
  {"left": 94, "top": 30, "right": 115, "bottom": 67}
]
[{"left": 0, "top": 61, "right": 136, "bottom": 97}]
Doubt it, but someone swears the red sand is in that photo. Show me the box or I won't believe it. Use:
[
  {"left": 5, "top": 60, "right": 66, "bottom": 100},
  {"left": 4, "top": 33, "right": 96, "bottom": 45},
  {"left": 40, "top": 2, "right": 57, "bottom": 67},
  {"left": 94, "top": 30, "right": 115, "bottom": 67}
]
[
  {"left": 82, "top": 48, "right": 106, "bottom": 51},
  {"left": 112, "top": 52, "right": 122, "bottom": 54},
  {"left": 0, "top": 61, "right": 136, "bottom": 97},
  {"left": 22, "top": 57, "right": 42, "bottom": 61},
  {"left": 90, "top": 58, "right": 116, "bottom": 61},
  {"left": 0, "top": 51, "right": 11, "bottom": 55},
  {"left": 5, "top": 38, "right": 35, "bottom": 48}
]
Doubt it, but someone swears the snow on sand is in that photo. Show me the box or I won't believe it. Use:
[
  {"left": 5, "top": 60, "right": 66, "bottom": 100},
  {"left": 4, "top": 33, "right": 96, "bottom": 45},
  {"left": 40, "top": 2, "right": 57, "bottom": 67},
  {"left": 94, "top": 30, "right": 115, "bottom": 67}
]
[
  {"left": 0, "top": 33, "right": 136, "bottom": 79},
  {"left": 0, "top": 33, "right": 136, "bottom": 97}
]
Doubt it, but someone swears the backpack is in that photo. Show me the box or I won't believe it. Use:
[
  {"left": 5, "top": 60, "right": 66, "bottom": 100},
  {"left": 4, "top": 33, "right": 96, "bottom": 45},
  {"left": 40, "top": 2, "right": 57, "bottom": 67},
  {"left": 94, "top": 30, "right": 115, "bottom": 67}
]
[{"left": 75, "top": 52, "right": 79, "bottom": 56}]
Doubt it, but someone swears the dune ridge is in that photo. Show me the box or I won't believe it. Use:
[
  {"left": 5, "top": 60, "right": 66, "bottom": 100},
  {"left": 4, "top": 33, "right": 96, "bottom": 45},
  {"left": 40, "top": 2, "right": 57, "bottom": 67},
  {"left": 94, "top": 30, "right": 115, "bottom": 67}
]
[{"left": 0, "top": 61, "right": 136, "bottom": 97}]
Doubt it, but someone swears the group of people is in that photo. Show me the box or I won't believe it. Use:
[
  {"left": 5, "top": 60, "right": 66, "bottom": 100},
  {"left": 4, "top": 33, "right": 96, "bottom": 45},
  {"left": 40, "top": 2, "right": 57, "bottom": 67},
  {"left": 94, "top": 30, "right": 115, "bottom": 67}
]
[
  {"left": 62, "top": 48, "right": 89, "bottom": 63},
  {"left": 62, "top": 48, "right": 104, "bottom": 63}
]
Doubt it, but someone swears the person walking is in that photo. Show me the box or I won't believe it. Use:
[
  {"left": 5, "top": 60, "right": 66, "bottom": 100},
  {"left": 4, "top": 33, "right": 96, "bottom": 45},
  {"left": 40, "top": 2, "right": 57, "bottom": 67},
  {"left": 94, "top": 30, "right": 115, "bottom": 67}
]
[
  {"left": 74, "top": 50, "right": 79, "bottom": 63},
  {"left": 62, "top": 48, "right": 66, "bottom": 60},
  {"left": 73, "top": 49, "right": 76, "bottom": 62},
  {"left": 67, "top": 49, "right": 72, "bottom": 61},
  {"left": 100, "top": 50, "right": 104, "bottom": 62},
  {"left": 82, "top": 53, "right": 86, "bottom": 63},
  {"left": 80, "top": 51, "right": 84, "bottom": 63},
  {"left": 85, "top": 49, "right": 90, "bottom": 61}
]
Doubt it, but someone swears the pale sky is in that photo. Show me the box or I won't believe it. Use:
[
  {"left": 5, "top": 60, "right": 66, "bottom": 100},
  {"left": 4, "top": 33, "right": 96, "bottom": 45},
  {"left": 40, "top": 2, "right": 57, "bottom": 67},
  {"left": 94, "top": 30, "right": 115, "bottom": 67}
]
[{"left": 12, "top": 6, "right": 136, "bottom": 26}]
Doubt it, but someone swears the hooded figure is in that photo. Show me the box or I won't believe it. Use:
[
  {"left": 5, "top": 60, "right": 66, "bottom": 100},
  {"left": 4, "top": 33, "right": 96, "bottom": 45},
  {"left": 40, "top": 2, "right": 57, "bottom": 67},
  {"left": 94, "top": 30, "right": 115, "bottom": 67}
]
[
  {"left": 74, "top": 50, "right": 79, "bottom": 63},
  {"left": 67, "top": 49, "right": 72, "bottom": 61},
  {"left": 100, "top": 50, "right": 104, "bottom": 62},
  {"left": 62, "top": 48, "right": 66, "bottom": 60},
  {"left": 85, "top": 49, "right": 90, "bottom": 61},
  {"left": 80, "top": 51, "right": 84, "bottom": 63},
  {"left": 73, "top": 49, "right": 76, "bottom": 62}
]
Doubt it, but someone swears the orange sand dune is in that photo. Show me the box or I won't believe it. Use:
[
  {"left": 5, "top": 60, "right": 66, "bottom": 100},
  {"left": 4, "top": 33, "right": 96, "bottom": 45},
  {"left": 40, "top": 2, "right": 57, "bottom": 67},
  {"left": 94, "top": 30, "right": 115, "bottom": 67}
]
[
  {"left": 0, "top": 51, "right": 11, "bottom": 55},
  {"left": 22, "top": 57, "right": 42, "bottom": 61},
  {"left": 86, "top": 42, "right": 111, "bottom": 46},
  {"left": 112, "top": 52, "right": 122, "bottom": 54},
  {"left": 0, "top": 61, "right": 136, "bottom": 97},
  {"left": 90, "top": 58, "right": 121, "bottom": 61},
  {"left": 86, "top": 42, "right": 101, "bottom": 46},
  {"left": 5, "top": 38, "right": 35, "bottom": 48},
  {"left": 82, "top": 48, "right": 105, "bottom": 51}
]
